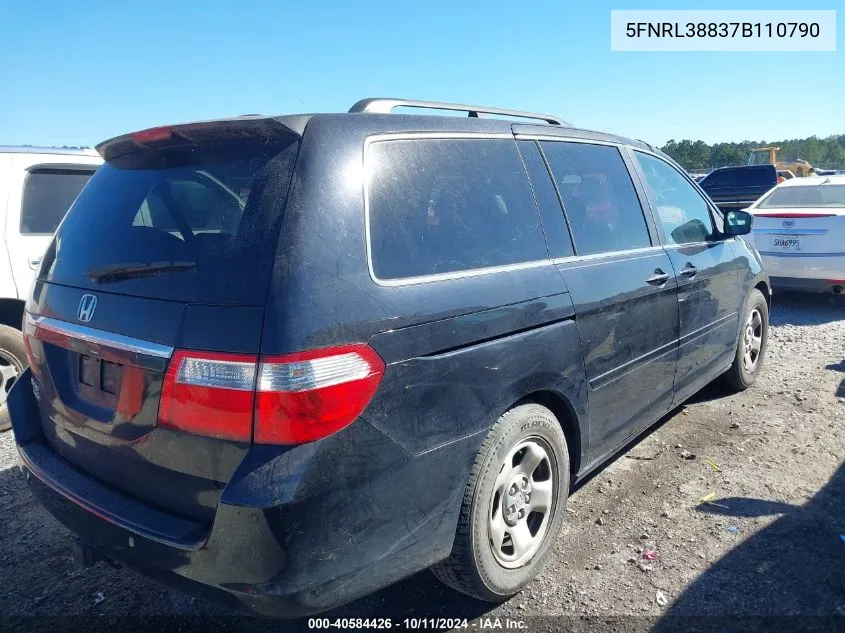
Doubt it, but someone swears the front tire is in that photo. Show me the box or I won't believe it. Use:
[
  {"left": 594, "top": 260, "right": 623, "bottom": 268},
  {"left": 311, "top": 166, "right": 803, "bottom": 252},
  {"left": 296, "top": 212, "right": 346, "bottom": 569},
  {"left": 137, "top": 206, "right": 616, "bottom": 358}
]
[
  {"left": 0, "top": 324, "right": 27, "bottom": 432},
  {"left": 723, "top": 289, "right": 769, "bottom": 392},
  {"left": 432, "top": 403, "right": 569, "bottom": 601}
]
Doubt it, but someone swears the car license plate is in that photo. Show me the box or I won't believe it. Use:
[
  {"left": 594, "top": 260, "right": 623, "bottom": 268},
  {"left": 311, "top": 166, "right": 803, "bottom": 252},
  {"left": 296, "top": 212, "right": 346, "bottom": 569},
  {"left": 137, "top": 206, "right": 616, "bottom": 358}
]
[{"left": 770, "top": 235, "right": 801, "bottom": 252}]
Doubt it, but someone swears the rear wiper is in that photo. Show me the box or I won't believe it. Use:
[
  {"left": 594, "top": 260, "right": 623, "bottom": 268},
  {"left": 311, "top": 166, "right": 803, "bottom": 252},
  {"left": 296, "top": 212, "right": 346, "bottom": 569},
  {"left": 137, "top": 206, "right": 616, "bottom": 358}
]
[{"left": 85, "top": 261, "right": 197, "bottom": 283}]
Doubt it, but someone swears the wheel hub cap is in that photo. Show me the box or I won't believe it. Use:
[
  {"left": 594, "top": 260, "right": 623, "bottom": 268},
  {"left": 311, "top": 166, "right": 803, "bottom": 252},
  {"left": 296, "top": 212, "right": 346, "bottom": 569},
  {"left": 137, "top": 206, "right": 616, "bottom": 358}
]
[
  {"left": 742, "top": 308, "right": 764, "bottom": 372},
  {"left": 0, "top": 350, "right": 23, "bottom": 409},
  {"left": 504, "top": 474, "right": 532, "bottom": 526},
  {"left": 488, "top": 437, "right": 557, "bottom": 569}
]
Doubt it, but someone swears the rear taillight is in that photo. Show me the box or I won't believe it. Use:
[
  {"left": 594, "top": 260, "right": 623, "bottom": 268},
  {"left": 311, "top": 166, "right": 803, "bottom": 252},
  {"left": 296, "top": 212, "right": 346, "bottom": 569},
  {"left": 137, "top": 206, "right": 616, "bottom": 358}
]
[
  {"left": 754, "top": 212, "right": 836, "bottom": 218},
  {"left": 255, "top": 344, "right": 385, "bottom": 444},
  {"left": 157, "top": 344, "right": 385, "bottom": 445},
  {"left": 158, "top": 350, "right": 257, "bottom": 442}
]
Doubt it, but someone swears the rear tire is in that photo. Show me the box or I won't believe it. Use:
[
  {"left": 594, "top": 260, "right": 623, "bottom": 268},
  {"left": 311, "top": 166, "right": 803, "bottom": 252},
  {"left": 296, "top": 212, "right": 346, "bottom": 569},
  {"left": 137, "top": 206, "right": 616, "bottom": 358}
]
[
  {"left": 723, "top": 289, "right": 769, "bottom": 392},
  {"left": 431, "top": 403, "right": 569, "bottom": 602},
  {"left": 0, "top": 324, "right": 27, "bottom": 432}
]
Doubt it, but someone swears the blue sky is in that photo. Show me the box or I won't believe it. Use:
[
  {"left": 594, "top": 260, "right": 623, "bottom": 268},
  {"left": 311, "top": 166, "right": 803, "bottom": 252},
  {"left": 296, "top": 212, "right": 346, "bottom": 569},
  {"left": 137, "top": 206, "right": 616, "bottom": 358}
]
[{"left": 0, "top": 0, "right": 841, "bottom": 148}]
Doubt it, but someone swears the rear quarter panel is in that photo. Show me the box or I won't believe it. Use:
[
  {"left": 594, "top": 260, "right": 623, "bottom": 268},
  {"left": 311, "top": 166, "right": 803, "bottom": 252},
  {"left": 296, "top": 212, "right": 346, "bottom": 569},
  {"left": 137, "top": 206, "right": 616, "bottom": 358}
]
[{"left": 263, "top": 114, "right": 589, "bottom": 463}]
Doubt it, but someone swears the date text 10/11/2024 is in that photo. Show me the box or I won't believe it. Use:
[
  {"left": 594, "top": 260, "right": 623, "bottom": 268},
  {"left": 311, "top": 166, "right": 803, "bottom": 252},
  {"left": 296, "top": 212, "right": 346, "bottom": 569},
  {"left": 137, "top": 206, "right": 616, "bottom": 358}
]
[{"left": 306, "top": 618, "right": 527, "bottom": 630}]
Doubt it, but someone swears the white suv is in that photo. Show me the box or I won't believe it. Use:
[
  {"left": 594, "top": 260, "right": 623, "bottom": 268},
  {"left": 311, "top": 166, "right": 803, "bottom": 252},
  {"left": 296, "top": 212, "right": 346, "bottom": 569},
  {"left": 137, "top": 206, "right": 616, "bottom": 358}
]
[{"left": 1, "top": 146, "right": 101, "bottom": 430}]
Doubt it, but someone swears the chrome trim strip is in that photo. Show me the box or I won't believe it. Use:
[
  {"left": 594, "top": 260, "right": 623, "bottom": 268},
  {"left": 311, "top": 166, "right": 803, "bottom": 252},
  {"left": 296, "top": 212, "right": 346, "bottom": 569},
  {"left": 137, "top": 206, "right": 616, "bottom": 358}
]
[
  {"left": 551, "top": 246, "right": 665, "bottom": 267},
  {"left": 512, "top": 134, "right": 618, "bottom": 147},
  {"left": 759, "top": 250, "right": 845, "bottom": 258},
  {"left": 752, "top": 228, "right": 827, "bottom": 235},
  {"left": 362, "top": 132, "right": 554, "bottom": 287},
  {"left": 32, "top": 316, "right": 173, "bottom": 359},
  {"left": 662, "top": 239, "right": 736, "bottom": 250}
]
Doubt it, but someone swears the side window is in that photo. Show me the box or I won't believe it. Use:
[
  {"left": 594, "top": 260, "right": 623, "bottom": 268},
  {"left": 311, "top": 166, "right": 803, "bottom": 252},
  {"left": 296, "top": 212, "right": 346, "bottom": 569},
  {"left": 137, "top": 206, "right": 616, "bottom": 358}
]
[
  {"left": 700, "top": 170, "right": 734, "bottom": 189},
  {"left": 20, "top": 168, "right": 95, "bottom": 235},
  {"left": 367, "top": 138, "right": 548, "bottom": 280},
  {"left": 517, "top": 140, "right": 574, "bottom": 258},
  {"left": 634, "top": 152, "right": 715, "bottom": 245},
  {"left": 540, "top": 141, "right": 651, "bottom": 256}
]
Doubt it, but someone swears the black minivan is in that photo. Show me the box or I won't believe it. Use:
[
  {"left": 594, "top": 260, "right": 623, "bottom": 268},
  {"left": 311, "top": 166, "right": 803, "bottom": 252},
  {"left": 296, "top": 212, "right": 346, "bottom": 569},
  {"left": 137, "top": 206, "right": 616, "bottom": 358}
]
[{"left": 9, "top": 98, "right": 770, "bottom": 617}]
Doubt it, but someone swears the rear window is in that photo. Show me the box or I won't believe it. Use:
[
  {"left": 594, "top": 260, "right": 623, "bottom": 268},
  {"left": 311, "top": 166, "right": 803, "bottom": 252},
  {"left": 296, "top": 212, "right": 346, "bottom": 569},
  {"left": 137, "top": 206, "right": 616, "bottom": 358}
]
[
  {"left": 367, "top": 138, "right": 547, "bottom": 280},
  {"left": 758, "top": 184, "right": 845, "bottom": 208},
  {"left": 41, "top": 136, "right": 299, "bottom": 305},
  {"left": 21, "top": 168, "right": 96, "bottom": 235}
]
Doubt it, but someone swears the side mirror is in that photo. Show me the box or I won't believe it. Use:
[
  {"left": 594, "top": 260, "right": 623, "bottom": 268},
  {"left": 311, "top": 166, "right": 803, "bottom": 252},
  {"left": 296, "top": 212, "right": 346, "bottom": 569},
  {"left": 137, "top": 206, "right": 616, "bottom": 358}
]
[{"left": 724, "top": 210, "right": 753, "bottom": 236}]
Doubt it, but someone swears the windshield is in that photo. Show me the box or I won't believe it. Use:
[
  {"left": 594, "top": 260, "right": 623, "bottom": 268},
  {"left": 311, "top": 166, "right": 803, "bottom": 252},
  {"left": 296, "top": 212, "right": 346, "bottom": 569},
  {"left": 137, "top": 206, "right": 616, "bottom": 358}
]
[
  {"left": 40, "top": 136, "right": 299, "bottom": 305},
  {"left": 757, "top": 184, "right": 845, "bottom": 209}
]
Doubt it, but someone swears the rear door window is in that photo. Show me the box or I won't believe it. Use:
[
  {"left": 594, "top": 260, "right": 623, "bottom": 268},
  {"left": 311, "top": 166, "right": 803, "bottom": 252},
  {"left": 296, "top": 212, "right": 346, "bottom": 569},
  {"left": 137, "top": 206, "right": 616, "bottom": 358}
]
[
  {"left": 367, "top": 138, "right": 548, "bottom": 280},
  {"left": 41, "top": 137, "right": 299, "bottom": 305},
  {"left": 20, "top": 168, "right": 96, "bottom": 234},
  {"left": 540, "top": 141, "right": 652, "bottom": 256}
]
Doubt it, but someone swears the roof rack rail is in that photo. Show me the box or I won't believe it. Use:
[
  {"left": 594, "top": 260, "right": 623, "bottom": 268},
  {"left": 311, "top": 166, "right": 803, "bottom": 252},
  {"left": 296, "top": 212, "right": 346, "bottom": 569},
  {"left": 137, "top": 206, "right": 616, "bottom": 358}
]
[{"left": 348, "top": 98, "right": 567, "bottom": 126}]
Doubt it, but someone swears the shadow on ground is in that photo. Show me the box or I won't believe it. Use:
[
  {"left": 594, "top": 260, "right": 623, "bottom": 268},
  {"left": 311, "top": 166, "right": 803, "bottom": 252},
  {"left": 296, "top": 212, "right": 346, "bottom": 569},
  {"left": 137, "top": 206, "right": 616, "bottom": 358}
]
[
  {"left": 826, "top": 361, "right": 845, "bottom": 400},
  {"left": 652, "top": 462, "right": 845, "bottom": 633},
  {"left": 769, "top": 292, "right": 844, "bottom": 327}
]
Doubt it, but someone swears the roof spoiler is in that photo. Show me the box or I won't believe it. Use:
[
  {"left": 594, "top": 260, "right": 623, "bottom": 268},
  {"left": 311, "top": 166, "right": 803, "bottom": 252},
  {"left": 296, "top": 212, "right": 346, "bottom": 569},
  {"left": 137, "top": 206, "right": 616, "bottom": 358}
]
[
  {"left": 96, "top": 116, "right": 303, "bottom": 162},
  {"left": 349, "top": 97, "right": 567, "bottom": 126}
]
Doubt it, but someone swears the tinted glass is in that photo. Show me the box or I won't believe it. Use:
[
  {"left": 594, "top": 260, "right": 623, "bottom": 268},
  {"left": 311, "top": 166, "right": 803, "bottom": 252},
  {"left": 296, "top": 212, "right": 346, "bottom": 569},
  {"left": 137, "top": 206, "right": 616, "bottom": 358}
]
[
  {"left": 517, "top": 140, "right": 574, "bottom": 258},
  {"left": 635, "top": 152, "right": 714, "bottom": 245},
  {"left": 540, "top": 141, "right": 651, "bottom": 255},
  {"left": 41, "top": 137, "right": 299, "bottom": 305},
  {"left": 368, "top": 138, "right": 547, "bottom": 280},
  {"left": 20, "top": 169, "right": 96, "bottom": 234},
  {"left": 700, "top": 166, "right": 775, "bottom": 189},
  {"left": 758, "top": 184, "right": 845, "bottom": 208}
]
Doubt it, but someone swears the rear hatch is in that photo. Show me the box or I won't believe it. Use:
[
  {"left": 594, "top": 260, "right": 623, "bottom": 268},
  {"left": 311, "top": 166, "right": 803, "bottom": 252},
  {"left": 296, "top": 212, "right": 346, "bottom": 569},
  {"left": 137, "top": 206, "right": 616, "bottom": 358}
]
[
  {"left": 23, "top": 119, "right": 301, "bottom": 523},
  {"left": 749, "top": 180, "right": 845, "bottom": 261}
]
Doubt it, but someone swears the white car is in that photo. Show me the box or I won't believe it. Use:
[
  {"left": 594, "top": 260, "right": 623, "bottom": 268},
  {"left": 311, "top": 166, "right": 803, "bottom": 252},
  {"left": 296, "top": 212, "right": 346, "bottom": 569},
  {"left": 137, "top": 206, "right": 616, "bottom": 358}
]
[
  {"left": 0, "top": 146, "right": 102, "bottom": 430},
  {"left": 745, "top": 174, "right": 845, "bottom": 295}
]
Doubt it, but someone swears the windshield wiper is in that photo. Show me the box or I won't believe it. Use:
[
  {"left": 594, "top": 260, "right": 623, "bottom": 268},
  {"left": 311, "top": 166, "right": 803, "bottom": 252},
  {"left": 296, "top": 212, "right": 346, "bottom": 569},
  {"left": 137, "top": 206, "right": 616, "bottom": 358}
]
[{"left": 85, "top": 260, "right": 197, "bottom": 283}]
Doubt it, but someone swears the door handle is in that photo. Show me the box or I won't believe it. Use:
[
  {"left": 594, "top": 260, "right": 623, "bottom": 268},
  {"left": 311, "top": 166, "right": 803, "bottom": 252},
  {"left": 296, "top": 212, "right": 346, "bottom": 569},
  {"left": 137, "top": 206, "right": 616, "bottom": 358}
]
[
  {"left": 28, "top": 258, "right": 42, "bottom": 271},
  {"left": 646, "top": 269, "right": 670, "bottom": 286},
  {"left": 679, "top": 264, "right": 698, "bottom": 278}
]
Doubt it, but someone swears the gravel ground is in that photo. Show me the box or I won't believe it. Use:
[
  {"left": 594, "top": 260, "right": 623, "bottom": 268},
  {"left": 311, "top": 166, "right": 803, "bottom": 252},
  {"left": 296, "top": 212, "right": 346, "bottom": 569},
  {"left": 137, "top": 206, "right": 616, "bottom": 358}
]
[{"left": 1, "top": 292, "right": 843, "bottom": 633}]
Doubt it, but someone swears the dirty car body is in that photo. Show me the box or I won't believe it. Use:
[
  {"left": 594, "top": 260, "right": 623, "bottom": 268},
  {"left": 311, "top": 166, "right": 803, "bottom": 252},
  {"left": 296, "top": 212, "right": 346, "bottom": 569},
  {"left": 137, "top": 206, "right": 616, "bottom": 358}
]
[{"left": 9, "top": 101, "right": 769, "bottom": 617}]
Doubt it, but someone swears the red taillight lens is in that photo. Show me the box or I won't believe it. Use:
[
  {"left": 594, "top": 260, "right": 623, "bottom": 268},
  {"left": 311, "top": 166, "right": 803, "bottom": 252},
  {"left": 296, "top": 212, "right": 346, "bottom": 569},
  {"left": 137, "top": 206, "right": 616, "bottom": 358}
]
[
  {"left": 158, "top": 350, "right": 257, "bottom": 442},
  {"left": 130, "top": 126, "right": 174, "bottom": 144},
  {"left": 254, "top": 344, "right": 385, "bottom": 445},
  {"left": 157, "top": 344, "right": 385, "bottom": 445}
]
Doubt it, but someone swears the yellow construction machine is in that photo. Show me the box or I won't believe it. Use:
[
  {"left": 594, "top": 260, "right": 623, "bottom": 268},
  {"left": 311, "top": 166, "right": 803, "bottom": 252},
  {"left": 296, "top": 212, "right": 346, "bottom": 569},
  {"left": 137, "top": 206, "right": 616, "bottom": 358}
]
[{"left": 747, "top": 147, "right": 815, "bottom": 177}]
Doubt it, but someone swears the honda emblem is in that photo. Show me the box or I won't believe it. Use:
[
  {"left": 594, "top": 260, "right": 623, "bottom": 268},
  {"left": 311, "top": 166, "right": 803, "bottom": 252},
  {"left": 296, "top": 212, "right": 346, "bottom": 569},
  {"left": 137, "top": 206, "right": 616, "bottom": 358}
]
[{"left": 77, "top": 294, "right": 98, "bottom": 323}]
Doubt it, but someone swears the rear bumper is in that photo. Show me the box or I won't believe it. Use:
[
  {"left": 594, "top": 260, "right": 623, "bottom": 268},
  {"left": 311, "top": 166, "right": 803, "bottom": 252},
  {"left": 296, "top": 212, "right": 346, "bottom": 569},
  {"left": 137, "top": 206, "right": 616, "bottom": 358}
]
[
  {"left": 756, "top": 252, "right": 845, "bottom": 291},
  {"left": 769, "top": 277, "right": 845, "bottom": 294},
  {"left": 10, "top": 369, "right": 477, "bottom": 618}
]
